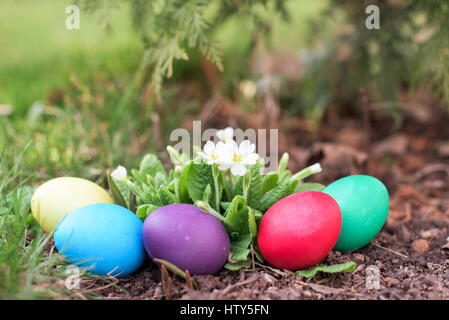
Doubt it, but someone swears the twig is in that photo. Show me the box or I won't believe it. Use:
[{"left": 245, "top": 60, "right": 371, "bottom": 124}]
[
  {"left": 372, "top": 242, "right": 409, "bottom": 259},
  {"left": 250, "top": 242, "right": 256, "bottom": 272},
  {"left": 48, "top": 244, "right": 55, "bottom": 257},
  {"left": 161, "top": 264, "right": 172, "bottom": 300},
  {"left": 254, "top": 262, "right": 289, "bottom": 277},
  {"left": 412, "top": 163, "right": 449, "bottom": 181},
  {"left": 185, "top": 270, "right": 193, "bottom": 291},
  {"left": 220, "top": 274, "right": 260, "bottom": 296}
]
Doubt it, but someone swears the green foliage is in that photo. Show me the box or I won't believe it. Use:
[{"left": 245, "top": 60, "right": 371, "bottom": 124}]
[
  {"left": 300, "top": 0, "right": 449, "bottom": 120},
  {"left": 233, "top": 162, "right": 264, "bottom": 210},
  {"left": 79, "top": 0, "right": 290, "bottom": 96},
  {"left": 187, "top": 159, "right": 220, "bottom": 210},
  {"left": 0, "top": 145, "right": 111, "bottom": 299},
  {"left": 296, "top": 261, "right": 357, "bottom": 278},
  {"left": 294, "top": 182, "right": 325, "bottom": 193},
  {"left": 139, "top": 154, "right": 167, "bottom": 178},
  {"left": 108, "top": 144, "right": 323, "bottom": 271}
]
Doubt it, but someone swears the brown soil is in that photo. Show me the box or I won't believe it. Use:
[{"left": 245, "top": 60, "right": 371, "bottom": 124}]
[{"left": 79, "top": 92, "right": 449, "bottom": 300}]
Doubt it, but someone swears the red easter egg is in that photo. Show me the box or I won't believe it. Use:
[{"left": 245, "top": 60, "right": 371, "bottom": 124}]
[{"left": 257, "top": 191, "right": 342, "bottom": 270}]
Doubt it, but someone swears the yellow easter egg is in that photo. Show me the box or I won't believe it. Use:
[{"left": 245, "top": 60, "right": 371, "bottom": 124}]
[{"left": 31, "top": 177, "right": 114, "bottom": 233}]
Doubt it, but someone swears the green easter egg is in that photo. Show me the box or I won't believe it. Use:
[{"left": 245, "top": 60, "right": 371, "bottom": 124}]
[{"left": 323, "top": 175, "right": 389, "bottom": 252}]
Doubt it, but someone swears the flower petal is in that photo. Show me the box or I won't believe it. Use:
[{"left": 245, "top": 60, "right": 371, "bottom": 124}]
[
  {"left": 203, "top": 140, "right": 216, "bottom": 155},
  {"left": 238, "top": 140, "right": 252, "bottom": 153},
  {"left": 231, "top": 163, "right": 247, "bottom": 176},
  {"left": 243, "top": 152, "right": 259, "bottom": 165},
  {"left": 219, "top": 163, "right": 231, "bottom": 170}
]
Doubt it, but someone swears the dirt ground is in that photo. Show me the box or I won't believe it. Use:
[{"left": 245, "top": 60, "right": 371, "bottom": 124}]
[{"left": 73, "top": 91, "right": 449, "bottom": 300}]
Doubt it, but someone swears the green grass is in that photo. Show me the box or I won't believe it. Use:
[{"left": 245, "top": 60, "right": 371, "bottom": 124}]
[
  {"left": 0, "top": 145, "right": 68, "bottom": 299},
  {"left": 0, "top": 0, "right": 142, "bottom": 116}
]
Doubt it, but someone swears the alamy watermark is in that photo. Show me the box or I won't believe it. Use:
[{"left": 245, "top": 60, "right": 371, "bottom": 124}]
[
  {"left": 365, "top": 5, "right": 380, "bottom": 30},
  {"left": 365, "top": 265, "right": 380, "bottom": 289},
  {"left": 65, "top": 265, "right": 81, "bottom": 290},
  {"left": 65, "top": 5, "right": 80, "bottom": 30}
]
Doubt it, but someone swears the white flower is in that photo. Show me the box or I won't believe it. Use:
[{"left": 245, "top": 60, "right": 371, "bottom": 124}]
[
  {"left": 216, "top": 127, "right": 234, "bottom": 142},
  {"left": 111, "top": 165, "right": 127, "bottom": 181},
  {"left": 198, "top": 141, "right": 228, "bottom": 165},
  {"left": 220, "top": 140, "right": 259, "bottom": 176}
]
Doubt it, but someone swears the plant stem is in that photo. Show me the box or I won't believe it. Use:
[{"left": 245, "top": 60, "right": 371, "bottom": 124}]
[
  {"left": 196, "top": 201, "right": 233, "bottom": 231},
  {"left": 243, "top": 188, "right": 248, "bottom": 202},
  {"left": 242, "top": 170, "right": 251, "bottom": 202},
  {"left": 212, "top": 164, "right": 220, "bottom": 212},
  {"left": 174, "top": 178, "right": 180, "bottom": 202},
  {"left": 174, "top": 165, "right": 182, "bottom": 202}
]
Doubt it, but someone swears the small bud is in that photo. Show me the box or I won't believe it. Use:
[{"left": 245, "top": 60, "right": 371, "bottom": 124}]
[
  {"left": 309, "top": 163, "right": 322, "bottom": 174},
  {"left": 167, "top": 146, "right": 182, "bottom": 166},
  {"left": 196, "top": 201, "right": 212, "bottom": 213},
  {"left": 277, "top": 152, "right": 289, "bottom": 174},
  {"left": 110, "top": 165, "right": 127, "bottom": 181},
  {"left": 291, "top": 162, "right": 323, "bottom": 181},
  {"left": 174, "top": 165, "right": 182, "bottom": 178}
]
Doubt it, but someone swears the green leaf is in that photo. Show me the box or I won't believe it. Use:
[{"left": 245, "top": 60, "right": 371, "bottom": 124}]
[
  {"left": 131, "top": 169, "right": 146, "bottom": 185},
  {"left": 166, "top": 146, "right": 189, "bottom": 167},
  {"left": 248, "top": 207, "right": 257, "bottom": 239},
  {"left": 157, "top": 186, "right": 178, "bottom": 205},
  {"left": 233, "top": 164, "right": 263, "bottom": 210},
  {"left": 220, "top": 172, "right": 233, "bottom": 202},
  {"left": 294, "top": 183, "right": 326, "bottom": 193},
  {"left": 107, "top": 172, "right": 127, "bottom": 208},
  {"left": 259, "top": 175, "right": 290, "bottom": 212},
  {"left": 277, "top": 152, "right": 289, "bottom": 174},
  {"left": 142, "top": 190, "right": 157, "bottom": 205},
  {"left": 220, "top": 201, "right": 231, "bottom": 211},
  {"left": 177, "top": 161, "right": 192, "bottom": 203},
  {"left": 224, "top": 259, "right": 252, "bottom": 271},
  {"left": 203, "top": 184, "right": 212, "bottom": 203},
  {"left": 136, "top": 204, "right": 149, "bottom": 219},
  {"left": 154, "top": 171, "right": 167, "bottom": 188},
  {"left": 262, "top": 172, "right": 279, "bottom": 194},
  {"left": 187, "top": 160, "right": 219, "bottom": 210},
  {"left": 145, "top": 174, "right": 157, "bottom": 190},
  {"left": 127, "top": 180, "right": 146, "bottom": 199},
  {"left": 296, "top": 261, "right": 357, "bottom": 278},
  {"left": 136, "top": 204, "right": 160, "bottom": 220},
  {"left": 128, "top": 189, "right": 136, "bottom": 212},
  {"left": 288, "top": 179, "right": 299, "bottom": 194},
  {"left": 139, "top": 153, "right": 166, "bottom": 177},
  {"left": 26, "top": 213, "right": 36, "bottom": 227},
  {"left": 224, "top": 195, "right": 247, "bottom": 235},
  {"left": 253, "top": 242, "right": 264, "bottom": 263},
  {"left": 229, "top": 233, "right": 252, "bottom": 261}
]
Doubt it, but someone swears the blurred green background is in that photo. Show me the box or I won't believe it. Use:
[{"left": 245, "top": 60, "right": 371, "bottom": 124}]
[{"left": 0, "top": 0, "right": 329, "bottom": 181}]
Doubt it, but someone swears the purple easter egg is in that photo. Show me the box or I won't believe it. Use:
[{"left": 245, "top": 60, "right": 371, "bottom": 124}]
[{"left": 142, "top": 204, "right": 230, "bottom": 275}]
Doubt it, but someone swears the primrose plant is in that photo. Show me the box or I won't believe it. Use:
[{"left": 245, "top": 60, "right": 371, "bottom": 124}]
[{"left": 107, "top": 128, "right": 324, "bottom": 270}]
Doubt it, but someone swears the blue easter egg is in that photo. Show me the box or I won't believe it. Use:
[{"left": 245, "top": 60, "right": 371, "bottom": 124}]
[{"left": 54, "top": 203, "right": 146, "bottom": 277}]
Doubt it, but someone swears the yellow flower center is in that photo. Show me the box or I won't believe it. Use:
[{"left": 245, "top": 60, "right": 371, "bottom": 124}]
[
  {"left": 233, "top": 153, "right": 243, "bottom": 164},
  {"left": 210, "top": 154, "right": 219, "bottom": 161}
]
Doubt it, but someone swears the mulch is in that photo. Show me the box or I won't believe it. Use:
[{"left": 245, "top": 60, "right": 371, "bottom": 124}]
[{"left": 73, "top": 95, "right": 449, "bottom": 300}]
